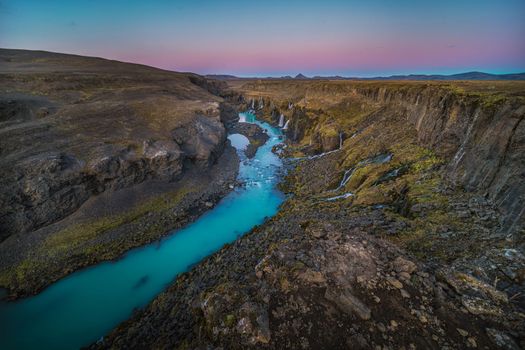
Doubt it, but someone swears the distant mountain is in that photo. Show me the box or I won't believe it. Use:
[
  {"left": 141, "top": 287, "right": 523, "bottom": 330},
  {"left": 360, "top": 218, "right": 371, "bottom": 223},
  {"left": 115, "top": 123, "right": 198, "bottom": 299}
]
[
  {"left": 361, "top": 71, "right": 525, "bottom": 81},
  {"left": 312, "top": 75, "right": 345, "bottom": 80},
  {"left": 205, "top": 74, "right": 239, "bottom": 80},
  {"left": 205, "top": 71, "right": 525, "bottom": 81},
  {"left": 294, "top": 73, "right": 309, "bottom": 79}
]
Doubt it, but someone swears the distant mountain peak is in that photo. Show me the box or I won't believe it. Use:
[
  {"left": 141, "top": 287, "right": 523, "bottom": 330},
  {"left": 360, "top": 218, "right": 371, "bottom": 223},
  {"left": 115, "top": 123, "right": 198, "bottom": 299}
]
[{"left": 204, "top": 71, "right": 525, "bottom": 81}]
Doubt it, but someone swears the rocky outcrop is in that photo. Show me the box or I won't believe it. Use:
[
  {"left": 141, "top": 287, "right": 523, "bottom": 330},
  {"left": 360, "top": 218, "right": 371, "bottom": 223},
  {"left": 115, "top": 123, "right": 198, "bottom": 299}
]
[
  {"left": 219, "top": 101, "right": 240, "bottom": 127},
  {"left": 228, "top": 122, "right": 269, "bottom": 158},
  {"left": 171, "top": 115, "right": 226, "bottom": 168},
  {"left": 0, "top": 114, "right": 226, "bottom": 241},
  {"left": 93, "top": 202, "right": 521, "bottom": 349},
  {"left": 0, "top": 49, "right": 233, "bottom": 241},
  {"left": 355, "top": 86, "right": 525, "bottom": 234},
  {"left": 241, "top": 82, "right": 525, "bottom": 234}
]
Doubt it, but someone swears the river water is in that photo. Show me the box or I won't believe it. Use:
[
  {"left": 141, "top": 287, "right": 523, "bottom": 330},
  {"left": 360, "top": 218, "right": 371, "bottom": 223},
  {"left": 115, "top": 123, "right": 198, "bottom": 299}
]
[{"left": 0, "top": 112, "right": 284, "bottom": 350}]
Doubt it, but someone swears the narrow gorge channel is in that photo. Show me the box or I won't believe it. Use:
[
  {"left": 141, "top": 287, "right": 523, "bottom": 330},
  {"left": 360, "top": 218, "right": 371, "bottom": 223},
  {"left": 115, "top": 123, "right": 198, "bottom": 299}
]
[{"left": 0, "top": 113, "right": 285, "bottom": 350}]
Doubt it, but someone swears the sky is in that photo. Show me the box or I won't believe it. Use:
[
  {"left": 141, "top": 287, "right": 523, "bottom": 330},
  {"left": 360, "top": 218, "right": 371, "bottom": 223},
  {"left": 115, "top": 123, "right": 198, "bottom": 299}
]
[{"left": 1, "top": 0, "right": 524, "bottom": 77}]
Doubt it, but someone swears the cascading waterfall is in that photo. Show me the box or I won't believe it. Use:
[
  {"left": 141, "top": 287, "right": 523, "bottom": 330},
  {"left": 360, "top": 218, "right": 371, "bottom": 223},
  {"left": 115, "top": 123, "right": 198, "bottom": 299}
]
[
  {"left": 339, "top": 132, "right": 343, "bottom": 149},
  {"left": 371, "top": 153, "right": 393, "bottom": 164},
  {"left": 325, "top": 192, "right": 354, "bottom": 201},
  {"left": 330, "top": 152, "right": 393, "bottom": 192},
  {"left": 278, "top": 114, "right": 284, "bottom": 128},
  {"left": 238, "top": 112, "right": 256, "bottom": 123},
  {"left": 282, "top": 120, "right": 290, "bottom": 130},
  {"left": 334, "top": 168, "right": 356, "bottom": 191},
  {"left": 250, "top": 99, "right": 255, "bottom": 110}
]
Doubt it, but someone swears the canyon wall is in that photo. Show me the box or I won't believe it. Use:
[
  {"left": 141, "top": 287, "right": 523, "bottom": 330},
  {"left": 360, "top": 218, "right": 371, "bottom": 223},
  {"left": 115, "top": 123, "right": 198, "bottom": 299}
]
[
  {"left": 0, "top": 113, "right": 227, "bottom": 240},
  {"left": 238, "top": 81, "right": 525, "bottom": 234},
  {"left": 356, "top": 86, "right": 525, "bottom": 234},
  {"left": 0, "top": 49, "right": 234, "bottom": 241}
]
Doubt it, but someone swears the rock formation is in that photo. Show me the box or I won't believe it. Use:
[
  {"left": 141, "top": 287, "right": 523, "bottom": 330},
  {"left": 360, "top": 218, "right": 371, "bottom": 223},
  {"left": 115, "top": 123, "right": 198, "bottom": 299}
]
[{"left": 0, "top": 49, "right": 240, "bottom": 297}]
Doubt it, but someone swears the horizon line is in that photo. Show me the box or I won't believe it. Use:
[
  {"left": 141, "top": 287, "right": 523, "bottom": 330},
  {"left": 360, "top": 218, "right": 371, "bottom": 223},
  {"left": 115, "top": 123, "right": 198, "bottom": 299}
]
[{"left": 2, "top": 47, "right": 524, "bottom": 79}]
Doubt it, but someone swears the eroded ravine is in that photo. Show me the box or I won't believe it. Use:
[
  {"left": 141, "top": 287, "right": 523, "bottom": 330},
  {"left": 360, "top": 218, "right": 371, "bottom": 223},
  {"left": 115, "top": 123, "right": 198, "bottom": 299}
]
[{"left": 0, "top": 113, "right": 284, "bottom": 350}]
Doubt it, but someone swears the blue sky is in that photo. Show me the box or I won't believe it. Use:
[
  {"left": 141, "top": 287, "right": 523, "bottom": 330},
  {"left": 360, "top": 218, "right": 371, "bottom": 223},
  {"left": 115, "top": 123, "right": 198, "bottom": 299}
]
[{"left": 1, "top": 0, "right": 524, "bottom": 76}]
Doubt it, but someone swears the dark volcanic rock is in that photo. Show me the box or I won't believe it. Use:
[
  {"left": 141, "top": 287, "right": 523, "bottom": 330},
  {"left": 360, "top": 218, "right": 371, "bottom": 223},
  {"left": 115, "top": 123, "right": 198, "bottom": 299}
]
[
  {"left": 171, "top": 115, "right": 226, "bottom": 167},
  {"left": 229, "top": 122, "right": 269, "bottom": 158},
  {"left": 0, "top": 49, "right": 230, "bottom": 241},
  {"left": 219, "top": 102, "right": 240, "bottom": 127},
  {"left": 92, "top": 202, "right": 520, "bottom": 349}
]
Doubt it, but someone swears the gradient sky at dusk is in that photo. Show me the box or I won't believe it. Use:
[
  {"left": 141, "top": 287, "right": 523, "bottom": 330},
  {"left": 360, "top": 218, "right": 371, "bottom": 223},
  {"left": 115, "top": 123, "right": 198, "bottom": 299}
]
[{"left": 1, "top": 0, "right": 524, "bottom": 77}]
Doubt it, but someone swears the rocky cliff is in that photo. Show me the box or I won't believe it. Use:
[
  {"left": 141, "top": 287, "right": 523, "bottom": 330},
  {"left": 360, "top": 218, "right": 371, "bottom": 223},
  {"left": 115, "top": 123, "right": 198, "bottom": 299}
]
[
  {"left": 352, "top": 85, "right": 525, "bottom": 235},
  {"left": 0, "top": 50, "right": 233, "bottom": 240},
  {"left": 236, "top": 80, "right": 525, "bottom": 235},
  {"left": 0, "top": 49, "right": 239, "bottom": 297}
]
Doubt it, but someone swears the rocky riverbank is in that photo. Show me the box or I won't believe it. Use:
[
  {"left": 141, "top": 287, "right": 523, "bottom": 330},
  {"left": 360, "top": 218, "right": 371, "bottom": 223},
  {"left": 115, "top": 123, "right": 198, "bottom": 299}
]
[
  {"left": 93, "top": 155, "right": 524, "bottom": 350},
  {"left": 0, "top": 146, "right": 240, "bottom": 299},
  {"left": 92, "top": 80, "right": 525, "bottom": 349}
]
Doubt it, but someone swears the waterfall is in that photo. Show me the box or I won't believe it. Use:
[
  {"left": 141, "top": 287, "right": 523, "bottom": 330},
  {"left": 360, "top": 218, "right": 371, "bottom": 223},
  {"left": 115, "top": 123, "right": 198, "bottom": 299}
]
[
  {"left": 278, "top": 114, "right": 284, "bottom": 127},
  {"left": 370, "top": 153, "right": 392, "bottom": 164},
  {"left": 259, "top": 98, "right": 264, "bottom": 109},
  {"left": 250, "top": 99, "right": 254, "bottom": 109},
  {"left": 325, "top": 192, "right": 354, "bottom": 201},
  {"left": 339, "top": 132, "right": 343, "bottom": 149},
  {"left": 334, "top": 168, "right": 356, "bottom": 191},
  {"left": 340, "top": 169, "right": 354, "bottom": 187},
  {"left": 302, "top": 148, "right": 340, "bottom": 160},
  {"left": 282, "top": 120, "right": 290, "bottom": 130},
  {"left": 330, "top": 153, "right": 392, "bottom": 191},
  {"left": 288, "top": 102, "right": 293, "bottom": 110}
]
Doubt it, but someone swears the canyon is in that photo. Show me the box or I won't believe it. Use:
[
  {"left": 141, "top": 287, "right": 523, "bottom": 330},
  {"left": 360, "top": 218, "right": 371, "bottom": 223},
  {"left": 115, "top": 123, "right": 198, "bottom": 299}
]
[{"left": 1, "top": 50, "right": 524, "bottom": 349}]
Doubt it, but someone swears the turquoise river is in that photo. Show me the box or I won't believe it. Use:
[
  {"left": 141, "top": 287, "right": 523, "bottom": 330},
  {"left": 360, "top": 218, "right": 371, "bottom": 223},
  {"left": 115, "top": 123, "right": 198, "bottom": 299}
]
[{"left": 0, "top": 112, "right": 285, "bottom": 350}]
